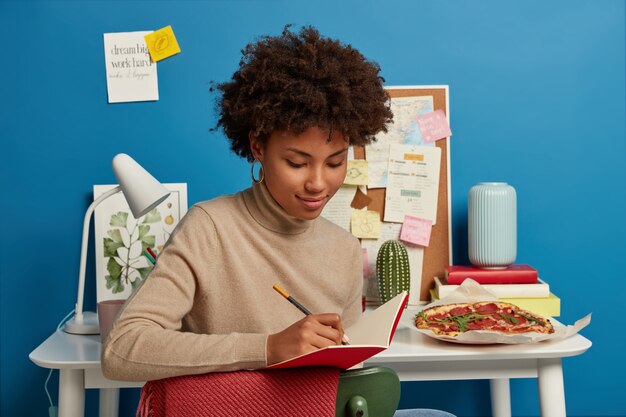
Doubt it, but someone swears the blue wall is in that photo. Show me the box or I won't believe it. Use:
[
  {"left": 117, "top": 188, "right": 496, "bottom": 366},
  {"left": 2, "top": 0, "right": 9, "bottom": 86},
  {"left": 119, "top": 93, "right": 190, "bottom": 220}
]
[{"left": 1, "top": 1, "right": 624, "bottom": 416}]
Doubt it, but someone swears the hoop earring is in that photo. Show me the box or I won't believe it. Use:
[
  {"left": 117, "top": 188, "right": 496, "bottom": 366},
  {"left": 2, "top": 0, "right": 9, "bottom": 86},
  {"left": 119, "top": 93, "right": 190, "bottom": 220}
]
[{"left": 251, "top": 159, "right": 265, "bottom": 184}]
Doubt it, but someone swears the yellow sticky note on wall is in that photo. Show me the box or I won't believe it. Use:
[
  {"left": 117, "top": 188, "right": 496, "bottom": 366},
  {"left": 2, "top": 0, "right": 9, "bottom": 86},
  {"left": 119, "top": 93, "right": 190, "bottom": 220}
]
[
  {"left": 344, "top": 160, "right": 369, "bottom": 186},
  {"left": 351, "top": 210, "right": 381, "bottom": 239},
  {"left": 144, "top": 26, "right": 181, "bottom": 62}
]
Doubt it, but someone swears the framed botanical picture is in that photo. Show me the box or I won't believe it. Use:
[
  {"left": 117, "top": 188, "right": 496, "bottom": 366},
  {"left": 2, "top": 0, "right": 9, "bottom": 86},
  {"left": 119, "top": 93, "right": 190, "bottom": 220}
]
[{"left": 93, "top": 183, "right": 188, "bottom": 302}]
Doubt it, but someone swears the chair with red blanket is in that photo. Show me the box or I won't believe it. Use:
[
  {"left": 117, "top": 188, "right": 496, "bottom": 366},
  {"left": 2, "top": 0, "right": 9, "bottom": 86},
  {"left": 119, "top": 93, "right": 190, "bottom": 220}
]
[{"left": 137, "top": 366, "right": 401, "bottom": 417}]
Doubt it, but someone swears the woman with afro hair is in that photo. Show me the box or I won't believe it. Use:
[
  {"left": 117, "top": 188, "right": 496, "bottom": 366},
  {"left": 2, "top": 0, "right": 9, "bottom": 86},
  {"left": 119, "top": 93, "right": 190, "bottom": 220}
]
[
  {"left": 103, "top": 25, "right": 456, "bottom": 417},
  {"left": 105, "top": 24, "right": 397, "bottom": 382}
]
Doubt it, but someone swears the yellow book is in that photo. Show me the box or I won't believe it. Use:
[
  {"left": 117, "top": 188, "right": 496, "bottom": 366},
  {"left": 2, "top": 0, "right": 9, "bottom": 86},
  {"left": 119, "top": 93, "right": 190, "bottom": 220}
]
[{"left": 429, "top": 289, "right": 560, "bottom": 317}]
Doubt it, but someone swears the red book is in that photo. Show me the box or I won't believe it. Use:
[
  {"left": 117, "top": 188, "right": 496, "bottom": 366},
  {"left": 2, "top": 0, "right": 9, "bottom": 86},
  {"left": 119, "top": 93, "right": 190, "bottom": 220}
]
[
  {"left": 445, "top": 264, "right": 538, "bottom": 285},
  {"left": 267, "top": 292, "right": 408, "bottom": 369}
]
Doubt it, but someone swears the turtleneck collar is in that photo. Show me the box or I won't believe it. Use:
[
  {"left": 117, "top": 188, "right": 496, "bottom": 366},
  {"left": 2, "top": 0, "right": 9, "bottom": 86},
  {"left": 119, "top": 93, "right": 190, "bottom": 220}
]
[{"left": 242, "top": 182, "right": 315, "bottom": 235}]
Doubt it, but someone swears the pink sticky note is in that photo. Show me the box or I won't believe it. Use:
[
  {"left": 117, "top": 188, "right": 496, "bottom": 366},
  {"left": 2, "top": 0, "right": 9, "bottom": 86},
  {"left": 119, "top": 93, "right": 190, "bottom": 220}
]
[
  {"left": 416, "top": 109, "right": 452, "bottom": 143},
  {"left": 400, "top": 215, "right": 433, "bottom": 247},
  {"left": 362, "top": 248, "right": 370, "bottom": 278}
]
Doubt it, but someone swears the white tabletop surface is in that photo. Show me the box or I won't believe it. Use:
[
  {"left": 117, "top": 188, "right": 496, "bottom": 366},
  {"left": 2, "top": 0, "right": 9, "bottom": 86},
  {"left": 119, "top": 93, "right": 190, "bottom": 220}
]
[
  {"left": 30, "top": 331, "right": 103, "bottom": 369},
  {"left": 30, "top": 310, "right": 592, "bottom": 370},
  {"left": 374, "top": 309, "right": 591, "bottom": 363}
]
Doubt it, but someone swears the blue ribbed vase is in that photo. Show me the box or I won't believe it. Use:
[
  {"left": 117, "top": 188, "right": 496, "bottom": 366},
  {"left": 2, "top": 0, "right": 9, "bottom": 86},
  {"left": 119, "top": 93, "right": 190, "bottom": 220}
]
[{"left": 468, "top": 182, "right": 517, "bottom": 269}]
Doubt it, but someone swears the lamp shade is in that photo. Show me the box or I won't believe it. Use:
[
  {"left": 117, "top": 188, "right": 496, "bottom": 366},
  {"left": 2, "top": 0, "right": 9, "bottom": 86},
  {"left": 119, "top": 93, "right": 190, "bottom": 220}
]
[{"left": 112, "top": 153, "right": 171, "bottom": 218}]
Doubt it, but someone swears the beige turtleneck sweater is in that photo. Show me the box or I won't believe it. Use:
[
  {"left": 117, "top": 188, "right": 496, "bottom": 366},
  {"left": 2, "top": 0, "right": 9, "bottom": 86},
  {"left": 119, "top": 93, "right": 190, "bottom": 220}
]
[{"left": 102, "top": 182, "right": 363, "bottom": 382}]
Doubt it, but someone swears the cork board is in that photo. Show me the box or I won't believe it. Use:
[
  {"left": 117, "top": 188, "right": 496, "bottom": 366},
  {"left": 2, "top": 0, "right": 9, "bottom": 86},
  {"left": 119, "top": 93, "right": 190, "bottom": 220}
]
[{"left": 354, "top": 86, "right": 451, "bottom": 302}]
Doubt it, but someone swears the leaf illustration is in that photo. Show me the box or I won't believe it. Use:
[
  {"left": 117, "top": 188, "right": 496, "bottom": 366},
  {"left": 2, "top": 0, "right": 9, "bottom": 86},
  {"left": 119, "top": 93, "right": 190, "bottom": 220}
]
[
  {"left": 155, "top": 35, "right": 169, "bottom": 52},
  {"left": 138, "top": 224, "right": 151, "bottom": 239},
  {"left": 103, "top": 205, "right": 167, "bottom": 298},
  {"left": 106, "top": 274, "right": 124, "bottom": 293},
  {"left": 119, "top": 227, "right": 132, "bottom": 247},
  {"left": 103, "top": 237, "right": 124, "bottom": 257},
  {"left": 142, "top": 208, "right": 161, "bottom": 224},
  {"left": 110, "top": 211, "right": 129, "bottom": 228},
  {"left": 137, "top": 266, "right": 153, "bottom": 280},
  {"left": 107, "top": 229, "right": 124, "bottom": 244},
  {"left": 114, "top": 251, "right": 128, "bottom": 266},
  {"left": 128, "top": 240, "right": 143, "bottom": 259},
  {"left": 141, "top": 235, "right": 156, "bottom": 252},
  {"left": 130, "top": 277, "right": 142, "bottom": 291},
  {"left": 107, "top": 257, "right": 122, "bottom": 279}
]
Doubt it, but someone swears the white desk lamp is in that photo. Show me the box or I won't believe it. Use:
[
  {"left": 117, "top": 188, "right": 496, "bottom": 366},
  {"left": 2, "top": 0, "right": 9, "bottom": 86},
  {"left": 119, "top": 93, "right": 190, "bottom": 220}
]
[{"left": 63, "top": 153, "right": 170, "bottom": 334}]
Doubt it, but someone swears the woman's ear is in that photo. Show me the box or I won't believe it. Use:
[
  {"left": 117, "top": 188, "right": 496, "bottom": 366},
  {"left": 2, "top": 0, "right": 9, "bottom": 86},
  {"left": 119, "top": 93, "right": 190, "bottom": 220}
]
[{"left": 248, "top": 130, "right": 264, "bottom": 162}]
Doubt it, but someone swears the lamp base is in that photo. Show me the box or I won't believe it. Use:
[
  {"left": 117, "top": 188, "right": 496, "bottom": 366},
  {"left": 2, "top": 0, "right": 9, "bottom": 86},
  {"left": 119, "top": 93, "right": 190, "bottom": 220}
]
[{"left": 63, "top": 311, "right": 100, "bottom": 334}]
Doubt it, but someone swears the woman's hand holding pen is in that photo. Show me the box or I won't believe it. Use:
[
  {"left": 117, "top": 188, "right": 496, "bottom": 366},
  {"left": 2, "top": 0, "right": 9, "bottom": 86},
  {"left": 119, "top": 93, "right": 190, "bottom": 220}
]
[{"left": 266, "top": 313, "right": 346, "bottom": 366}]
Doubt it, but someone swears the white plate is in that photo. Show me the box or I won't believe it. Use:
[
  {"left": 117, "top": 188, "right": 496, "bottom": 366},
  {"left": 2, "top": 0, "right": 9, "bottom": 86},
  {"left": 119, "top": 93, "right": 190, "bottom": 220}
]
[{"left": 401, "top": 309, "right": 560, "bottom": 345}]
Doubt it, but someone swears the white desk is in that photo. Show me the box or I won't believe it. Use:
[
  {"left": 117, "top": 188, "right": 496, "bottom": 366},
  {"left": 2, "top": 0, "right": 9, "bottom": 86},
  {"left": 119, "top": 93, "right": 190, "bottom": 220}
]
[
  {"left": 369, "top": 320, "right": 591, "bottom": 417},
  {"left": 30, "top": 311, "right": 591, "bottom": 417}
]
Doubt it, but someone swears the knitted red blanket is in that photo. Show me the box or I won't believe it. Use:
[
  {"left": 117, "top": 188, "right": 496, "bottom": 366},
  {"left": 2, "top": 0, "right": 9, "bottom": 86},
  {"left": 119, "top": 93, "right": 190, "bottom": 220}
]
[{"left": 137, "top": 367, "right": 340, "bottom": 417}]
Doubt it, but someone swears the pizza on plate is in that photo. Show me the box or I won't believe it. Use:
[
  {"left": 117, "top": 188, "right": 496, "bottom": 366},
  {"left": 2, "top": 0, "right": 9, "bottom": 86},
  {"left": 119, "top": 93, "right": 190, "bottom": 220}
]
[{"left": 415, "top": 301, "right": 554, "bottom": 337}]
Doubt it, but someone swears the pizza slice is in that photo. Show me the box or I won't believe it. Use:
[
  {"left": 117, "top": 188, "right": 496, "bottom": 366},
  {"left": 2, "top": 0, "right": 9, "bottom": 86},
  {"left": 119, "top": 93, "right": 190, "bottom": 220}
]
[{"left": 414, "top": 301, "right": 554, "bottom": 337}]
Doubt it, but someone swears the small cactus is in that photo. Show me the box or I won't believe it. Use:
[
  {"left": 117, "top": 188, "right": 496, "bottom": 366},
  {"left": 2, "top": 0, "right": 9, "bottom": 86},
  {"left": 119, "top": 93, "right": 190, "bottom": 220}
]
[{"left": 376, "top": 240, "right": 410, "bottom": 304}]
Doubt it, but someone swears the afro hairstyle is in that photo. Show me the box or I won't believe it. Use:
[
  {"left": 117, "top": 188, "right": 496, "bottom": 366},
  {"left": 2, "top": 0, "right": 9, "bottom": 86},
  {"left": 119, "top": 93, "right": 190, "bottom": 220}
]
[{"left": 214, "top": 25, "right": 393, "bottom": 162}]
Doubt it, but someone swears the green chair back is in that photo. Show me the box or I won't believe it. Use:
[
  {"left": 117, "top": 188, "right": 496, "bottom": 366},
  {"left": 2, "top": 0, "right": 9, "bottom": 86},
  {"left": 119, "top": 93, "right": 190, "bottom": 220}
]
[{"left": 336, "top": 366, "right": 401, "bottom": 417}]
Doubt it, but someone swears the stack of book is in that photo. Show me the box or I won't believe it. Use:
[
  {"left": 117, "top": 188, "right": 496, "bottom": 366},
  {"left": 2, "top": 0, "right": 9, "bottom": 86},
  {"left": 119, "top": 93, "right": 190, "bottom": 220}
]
[{"left": 430, "top": 264, "right": 560, "bottom": 317}]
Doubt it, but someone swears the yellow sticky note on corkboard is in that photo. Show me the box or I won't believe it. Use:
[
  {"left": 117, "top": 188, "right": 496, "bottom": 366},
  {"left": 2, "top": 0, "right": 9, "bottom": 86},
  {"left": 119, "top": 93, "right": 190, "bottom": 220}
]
[
  {"left": 144, "top": 26, "right": 181, "bottom": 62},
  {"left": 351, "top": 210, "right": 381, "bottom": 239},
  {"left": 344, "top": 160, "right": 369, "bottom": 185}
]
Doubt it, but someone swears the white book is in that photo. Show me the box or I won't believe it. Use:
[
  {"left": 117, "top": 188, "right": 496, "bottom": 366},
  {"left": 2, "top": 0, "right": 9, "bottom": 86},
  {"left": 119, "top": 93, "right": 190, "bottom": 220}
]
[{"left": 434, "top": 276, "right": 550, "bottom": 299}]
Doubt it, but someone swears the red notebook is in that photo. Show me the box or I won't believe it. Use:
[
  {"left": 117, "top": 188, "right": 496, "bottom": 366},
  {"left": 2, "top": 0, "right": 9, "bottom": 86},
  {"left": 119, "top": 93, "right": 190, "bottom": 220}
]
[
  {"left": 267, "top": 292, "right": 408, "bottom": 370},
  {"left": 445, "top": 264, "right": 538, "bottom": 285}
]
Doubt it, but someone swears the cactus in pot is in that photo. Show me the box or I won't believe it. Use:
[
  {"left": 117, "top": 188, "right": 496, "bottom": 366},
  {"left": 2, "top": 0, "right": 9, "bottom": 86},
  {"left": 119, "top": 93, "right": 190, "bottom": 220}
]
[{"left": 376, "top": 240, "right": 410, "bottom": 304}]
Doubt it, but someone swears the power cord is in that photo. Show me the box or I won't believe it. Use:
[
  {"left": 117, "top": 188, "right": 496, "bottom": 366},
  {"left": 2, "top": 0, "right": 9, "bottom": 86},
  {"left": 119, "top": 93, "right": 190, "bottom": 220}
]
[{"left": 45, "top": 309, "right": 76, "bottom": 417}]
